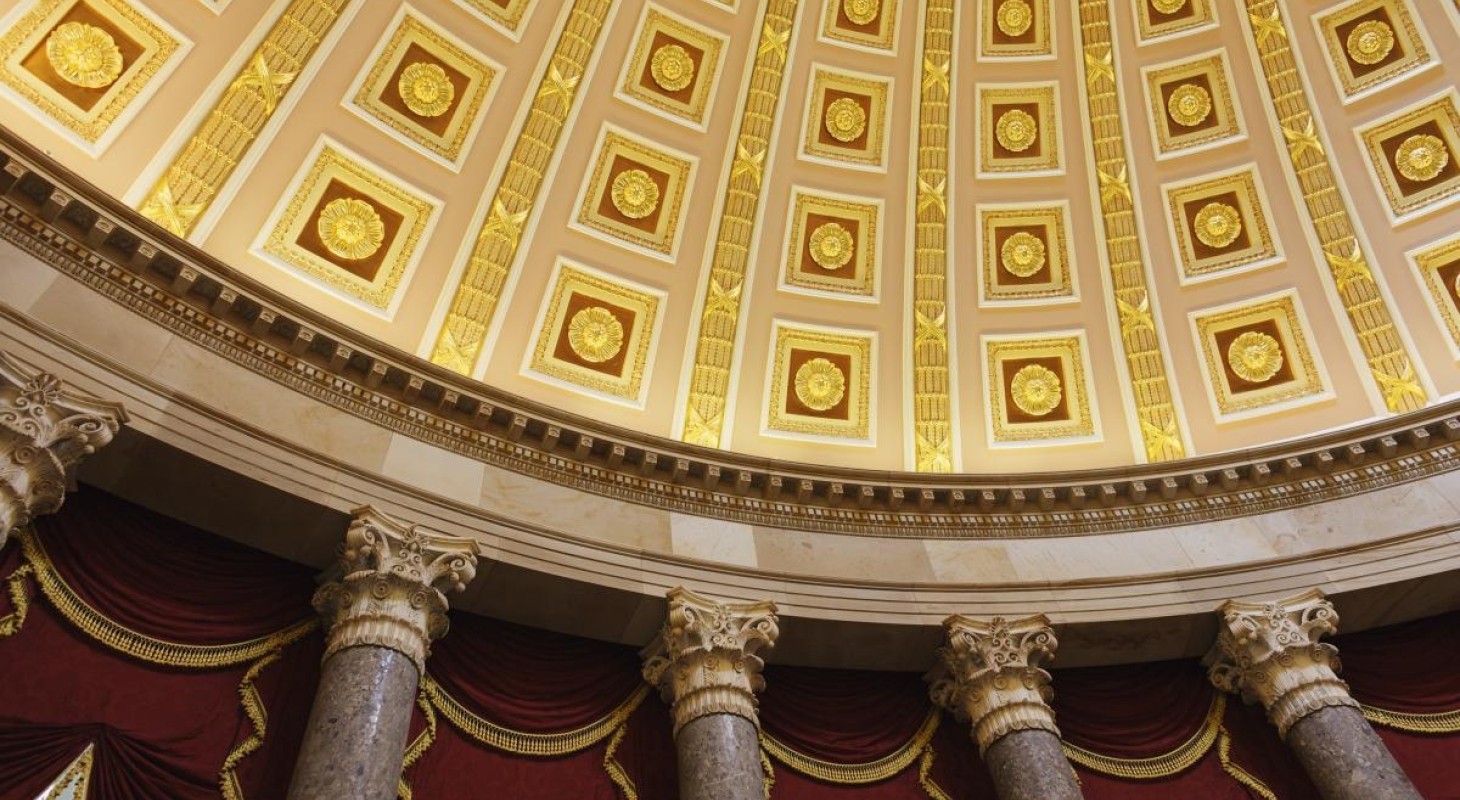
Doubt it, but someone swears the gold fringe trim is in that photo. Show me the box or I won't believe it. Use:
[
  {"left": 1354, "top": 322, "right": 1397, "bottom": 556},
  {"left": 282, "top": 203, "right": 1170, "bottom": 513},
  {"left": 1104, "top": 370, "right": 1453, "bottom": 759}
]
[
  {"left": 760, "top": 710, "right": 941, "bottom": 784},
  {"left": 1217, "top": 723, "right": 1277, "bottom": 800},
  {"left": 18, "top": 527, "right": 317, "bottom": 668},
  {"left": 1062, "top": 693, "right": 1225, "bottom": 779},
  {"left": 603, "top": 720, "right": 636, "bottom": 800},
  {"left": 917, "top": 745, "right": 951, "bottom": 800},
  {"left": 219, "top": 639, "right": 312, "bottom": 800},
  {"left": 760, "top": 747, "right": 774, "bottom": 799},
  {"left": 424, "top": 674, "right": 648, "bottom": 757},
  {"left": 1362, "top": 704, "right": 1460, "bottom": 734},
  {"left": 0, "top": 560, "right": 34, "bottom": 638},
  {"left": 396, "top": 688, "right": 438, "bottom": 800}
]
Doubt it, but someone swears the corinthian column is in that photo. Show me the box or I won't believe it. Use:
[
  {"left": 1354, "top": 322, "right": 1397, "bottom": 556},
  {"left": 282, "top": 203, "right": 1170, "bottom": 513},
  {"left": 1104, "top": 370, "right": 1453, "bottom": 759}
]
[
  {"left": 927, "top": 614, "right": 1081, "bottom": 800},
  {"left": 1206, "top": 589, "right": 1420, "bottom": 800},
  {"left": 0, "top": 353, "right": 125, "bottom": 547},
  {"left": 641, "top": 587, "right": 779, "bottom": 800},
  {"left": 286, "top": 508, "right": 480, "bottom": 800}
]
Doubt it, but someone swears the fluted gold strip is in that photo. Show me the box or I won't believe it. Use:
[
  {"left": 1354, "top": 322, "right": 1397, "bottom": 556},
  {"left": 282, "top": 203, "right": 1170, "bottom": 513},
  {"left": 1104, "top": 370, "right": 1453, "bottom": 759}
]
[
  {"left": 909, "top": 0, "right": 955, "bottom": 472},
  {"left": 679, "top": 0, "right": 800, "bottom": 448},
  {"left": 761, "top": 710, "right": 940, "bottom": 784},
  {"left": 1242, "top": 0, "right": 1426, "bottom": 413},
  {"left": 1362, "top": 703, "right": 1460, "bottom": 734},
  {"left": 137, "top": 0, "right": 351, "bottom": 237},
  {"left": 1063, "top": 694, "right": 1224, "bottom": 779},
  {"left": 1077, "top": 2, "right": 1186, "bottom": 462},
  {"left": 429, "top": 0, "right": 613, "bottom": 375}
]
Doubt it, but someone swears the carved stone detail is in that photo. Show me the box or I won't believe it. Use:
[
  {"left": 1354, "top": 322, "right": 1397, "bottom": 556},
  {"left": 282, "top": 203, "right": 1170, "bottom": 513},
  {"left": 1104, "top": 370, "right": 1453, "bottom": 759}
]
[
  {"left": 313, "top": 507, "right": 481, "bottom": 674},
  {"left": 0, "top": 352, "right": 125, "bottom": 547},
  {"left": 927, "top": 614, "right": 1060, "bottom": 754},
  {"left": 641, "top": 587, "right": 780, "bottom": 734},
  {"left": 1205, "top": 589, "right": 1359, "bottom": 737}
]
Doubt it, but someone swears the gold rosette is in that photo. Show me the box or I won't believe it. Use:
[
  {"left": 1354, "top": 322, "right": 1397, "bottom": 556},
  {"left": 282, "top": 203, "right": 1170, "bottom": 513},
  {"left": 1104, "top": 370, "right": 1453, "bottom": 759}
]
[
  {"left": 1193, "top": 202, "right": 1242, "bottom": 249},
  {"left": 995, "top": 109, "right": 1038, "bottom": 153},
  {"left": 1227, "top": 331, "right": 1284, "bottom": 383},
  {"left": 794, "top": 358, "right": 846, "bottom": 411},
  {"left": 1151, "top": 0, "right": 1187, "bottom": 14},
  {"left": 996, "top": 0, "right": 1033, "bottom": 37},
  {"left": 610, "top": 169, "right": 660, "bottom": 219},
  {"left": 316, "top": 198, "right": 386, "bottom": 261},
  {"left": 398, "top": 62, "right": 455, "bottom": 118},
  {"left": 809, "top": 223, "right": 855, "bottom": 270},
  {"left": 1346, "top": 20, "right": 1395, "bottom": 67},
  {"left": 567, "top": 306, "right": 625, "bottom": 363},
  {"left": 1000, "top": 232, "right": 1046, "bottom": 278},
  {"left": 650, "top": 44, "right": 695, "bottom": 92},
  {"left": 842, "top": 0, "right": 880, "bottom": 26},
  {"left": 1395, "top": 134, "right": 1449, "bottom": 183},
  {"left": 1167, "top": 83, "right": 1213, "bottom": 128},
  {"left": 824, "top": 98, "right": 868, "bottom": 143},
  {"left": 1010, "top": 364, "right": 1062, "bottom": 416},
  {"left": 45, "top": 22, "right": 124, "bottom": 89}
]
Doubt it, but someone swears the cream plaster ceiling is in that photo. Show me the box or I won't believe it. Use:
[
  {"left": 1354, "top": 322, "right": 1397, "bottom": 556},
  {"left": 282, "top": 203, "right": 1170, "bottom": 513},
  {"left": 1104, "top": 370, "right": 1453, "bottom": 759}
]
[{"left": 3, "top": 0, "right": 1460, "bottom": 473}]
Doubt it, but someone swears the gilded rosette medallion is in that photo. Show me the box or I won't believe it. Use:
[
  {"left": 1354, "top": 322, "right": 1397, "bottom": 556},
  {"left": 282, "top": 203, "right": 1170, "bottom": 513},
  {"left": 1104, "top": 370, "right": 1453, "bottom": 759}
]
[
  {"left": 316, "top": 198, "right": 386, "bottom": 260},
  {"left": 397, "top": 62, "right": 454, "bottom": 117},
  {"left": 1227, "top": 331, "right": 1283, "bottom": 383},
  {"left": 784, "top": 190, "right": 879, "bottom": 298},
  {"left": 650, "top": 44, "right": 695, "bottom": 92},
  {"left": 611, "top": 169, "right": 661, "bottom": 219},
  {"left": 1194, "top": 202, "right": 1241, "bottom": 249},
  {"left": 842, "top": 0, "right": 880, "bottom": 26},
  {"left": 986, "top": 335, "right": 1095, "bottom": 443},
  {"left": 996, "top": 0, "right": 1033, "bottom": 37},
  {"left": 767, "top": 325, "right": 873, "bottom": 441},
  {"left": 46, "top": 22, "right": 123, "bottom": 88},
  {"left": 804, "top": 71, "right": 889, "bottom": 167},
  {"left": 1152, "top": 0, "right": 1187, "bottom": 13},
  {"left": 1167, "top": 83, "right": 1212, "bottom": 128},
  {"left": 1000, "top": 232, "right": 1046, "bottom": 278},
  {"left": 996, "top": 109, "right": 1038, "bottom": 152},
  {"left": 1396, "top": 134, "right": 1448, "bottom": 183},
  {"left": 567, "top": 306, "right": 625, "bottom": 363},
  {"left": 1194, "top": 293, "right": 1325, "bottom": 417},
  {"left": 1010, "top": 364, "right": 1061, "bottom": 416},
  {"left": 794, "top": 358, "right": 847, "bottom": 411},
  {"left": 530, "top": 262, "right": 661, "bottom": 403},
  {"left": 809, "top": 222, "right": 855, "bottom": 270},
  {"left": 824, "top": 97, "right": 867, "bottom": 143},
  {"left": 1346, "top": 20, "right": 1395, "bottom": 66},
  {"left": 619, "top": 9, "right": 723, "bottom": 126}
]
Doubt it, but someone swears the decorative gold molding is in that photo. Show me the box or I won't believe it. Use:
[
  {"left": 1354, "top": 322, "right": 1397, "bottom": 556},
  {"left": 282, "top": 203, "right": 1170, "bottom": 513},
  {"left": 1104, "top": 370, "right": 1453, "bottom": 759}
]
[
  {"left": 679, "top": 0, "right": 800, "bottom": 448},
  {"left": 136, "top": 0, "right": 348, "bottom": 236},
  {"left": 429, "top": 0, "right": 612, "bottom": 376},
  {"left": 1078, "top": 2, "right": 1185, "bottom": 462},
  {"left": 1242, "top": 0, "right": 1426, "bottom": 414},
  {"left": 909, "top": 0, "right": 955, "bottom": 472}
]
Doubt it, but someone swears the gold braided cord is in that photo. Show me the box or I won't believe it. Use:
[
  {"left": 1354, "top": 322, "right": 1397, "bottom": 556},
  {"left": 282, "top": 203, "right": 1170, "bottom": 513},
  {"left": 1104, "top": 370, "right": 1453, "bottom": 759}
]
[
  {"left": 424, "top": 674, "right": 648, "bottom": 757},
  {"left": 1217, "top": 724, "right": 1277, "bottom": 800},
  {"left": 0, "top": 560, "right": 34, "bottom": 639},
  {"left": 219, "top": 646, "right": 289, "bottom": 800},
  {"left": 397, "top": 689, "right": 438, "bottom": 800},
  {"left": 760, "top": 747, "right": 775, "bottom": 800},
  {"left": 603, "top": 722, "right": 637, "bottom": 800},
  {"left": 17, "top": 527, "right": 318, "bottom": 668},
  {"left": 1362, "top": 704, "right": 1460, "bottom": 734},
  {"left": 917, "top": 745, "right": 952, "bottom": 800},
  {"left": 760, "top": 710, "right": 940, "bottom": 784},
  {"left": 1062, "top": 693, "right": 1224, "bottom": 779}
]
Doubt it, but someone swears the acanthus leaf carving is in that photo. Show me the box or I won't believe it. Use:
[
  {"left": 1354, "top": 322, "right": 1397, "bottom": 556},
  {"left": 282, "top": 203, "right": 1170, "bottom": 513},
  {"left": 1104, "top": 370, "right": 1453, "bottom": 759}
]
[{"left": 926, "top": 614, "right": 1060, "bottom": 754}]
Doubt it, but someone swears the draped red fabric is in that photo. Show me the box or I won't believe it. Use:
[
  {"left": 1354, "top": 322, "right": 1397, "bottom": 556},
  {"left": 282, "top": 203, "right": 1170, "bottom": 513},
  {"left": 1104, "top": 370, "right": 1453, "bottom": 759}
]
[
  {"left": 923, "top": 715, "right": 997, "bottom": 800},
  {"left": 1336, "top": 610, "right": 1460, "bottom": 713},
  {"left": 32, "top": 487, "right": 317, "bottom": 643},
  {"left": 606, "top": 693, "right": 678, "bottom": 800},
  {"left": 228, "top": 632, "right": 324, "bottom": 799},
  {"left": 1074, "top": 754, "right": 1254, "bottom": 800},
  {"left": 429, "top": 611, "right": 646, "bottom": 731},
  {"left": 406, "top": 721, "right": 624, "bottom": 799},
  {"left": 760, "top": 666, "right": 932, "bottom": 763},
  {"left": 1218, "top": 700, "right": 1321, "bottom": 800},
  {"left": 1052, "top": 659, "right": 1215, "bottom": 759}
]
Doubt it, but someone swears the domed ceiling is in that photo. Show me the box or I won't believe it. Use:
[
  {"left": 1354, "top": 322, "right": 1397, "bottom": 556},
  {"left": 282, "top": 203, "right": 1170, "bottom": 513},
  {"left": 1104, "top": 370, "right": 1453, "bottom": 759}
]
[{"left": 2, "top": 0, "right": 1460, "bottom": 473}]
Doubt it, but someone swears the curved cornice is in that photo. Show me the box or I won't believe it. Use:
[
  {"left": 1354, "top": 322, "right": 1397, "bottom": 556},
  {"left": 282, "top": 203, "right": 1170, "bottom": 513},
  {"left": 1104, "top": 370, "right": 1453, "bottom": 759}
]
[{"left": 2, "top": 125, "right": 1459, "bottom": 539}]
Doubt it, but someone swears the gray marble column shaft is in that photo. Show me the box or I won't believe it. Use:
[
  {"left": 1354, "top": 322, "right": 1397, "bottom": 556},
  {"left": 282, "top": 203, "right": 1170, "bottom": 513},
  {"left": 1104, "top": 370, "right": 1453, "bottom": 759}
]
[
  {"left": 983, "top": 729, "right": 1083, "bottom": 800},
  {"left": 675, "top": 713, "right": 765, "bottom": 800},
  {"left": 1284, "top": 706, "right": 1421, "bottom": 800},
  {"left": 285, "top": 647, "right": 419, "bottom": 800}
]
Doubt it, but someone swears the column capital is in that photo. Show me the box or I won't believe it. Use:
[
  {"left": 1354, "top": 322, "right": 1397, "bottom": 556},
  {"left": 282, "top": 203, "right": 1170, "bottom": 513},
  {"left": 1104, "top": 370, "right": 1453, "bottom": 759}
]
[
  {"left": 0, "top": 353, "right": 126, "bottom": 546},
  {"left": 927, "top": 614, "right": 1060, "bottom": 754},
  {"left": 313, "top": 507, "right": 481, "bottom": 674},
  {"left": 641, "top": 587, "right": 779, "bottom": 734},
  {"left": 1205, "top": 589, "right": 1358, "bottom": 737}
]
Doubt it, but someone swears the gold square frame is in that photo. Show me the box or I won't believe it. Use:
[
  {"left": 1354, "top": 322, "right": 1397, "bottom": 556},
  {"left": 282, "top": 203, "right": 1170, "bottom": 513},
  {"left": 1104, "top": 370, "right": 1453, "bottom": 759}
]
[
  {"left": 1411, "top": 237, "right": 1460, "bottom": 358},
  {"left": 820, "top": 0, "right": 898, "bottom": 52},
  {"left": 527, "top": 261, "right": 662, "bottom": 405},
  {"left": 618, "top": 5, "right": 726, "bottom": 129},
  {"left": 1315, "top": 0, "right": 1431, "bottom": 101},
  {"left": 782, "top": 189, "right": 879, "bottom": 299},
  {"left": 1143, "top": 52, "right": 1242, "bottom": 157},
  {"left": 1164, "top": 168, "right": 1278, "bottom": 281},
  {"left": 977, "top": 83, "right": 1059, "bottom": 176},
  {"left": 980, "top": 0, "right": 1052, "bottom": 60},
  {"left": 1359, "top": 93, "right": 1460, "bottom": 221},
  {"left": 347, "top": 9, "right": 499, "bottom": 169},
  {"left": 259, "top": 139, "right": 436, "bottom": 315},
  {"left": 984, "top": 334, "right": 1095, "bottom": 444},
  {"left": 0, "top": 0, "right": 182, "bottom": 151},
  {"left": 574, "top": 127, "right": 694, "bottom": 258},
  {"left": 765, "top": 323, "right": 874, "bottom": 441},
  {"left": 1136, "top": 0, "right": 1215, "bottom": 42},
  {"left": 1192, "top": 293, "right": 1326, "bottom": 418},
  {"left": 977, "top": 204, "right": 1074, "bottom": 304},
  {"left": 801, "top": 68, "right": 890, "bottom": 170},
  {"left": 450, "top": 0, "right": 532, "bottom": 40}
]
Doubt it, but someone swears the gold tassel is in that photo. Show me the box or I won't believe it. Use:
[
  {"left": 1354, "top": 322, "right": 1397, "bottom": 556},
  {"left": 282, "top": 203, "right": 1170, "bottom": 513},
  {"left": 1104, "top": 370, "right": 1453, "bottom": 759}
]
[
  {"left": 0, "top": 561, "right": 34, "bottom": 638},
  {"left": 396, "top": 688, "right": 438, "bottom": 800},
  {"left": 917, "top": 744, "right": 952, "bottom": 800},
  {"left": 1362, "top": 704, "right": 1460, "bottom": 734},
  {"left": 1217, "top": 723, "right": 1277, "bottom": 800},
  {"left": 1062, "top": 693, "right": 1225, "bottom": 779},
  {"left": 218, "top": 643, "right": 298, "bottom": 800},
  {"left": 759, "top": 746, "right": 775, "bottom": 799},
  {"left": 424, "top": 674, "right": 648, "bottom": 756},
  {"left": 760, "top": 711, "right": 940, "bottom": 784},
  {"left": 602, "top": 720, "right": 637, "bottom": 800}
]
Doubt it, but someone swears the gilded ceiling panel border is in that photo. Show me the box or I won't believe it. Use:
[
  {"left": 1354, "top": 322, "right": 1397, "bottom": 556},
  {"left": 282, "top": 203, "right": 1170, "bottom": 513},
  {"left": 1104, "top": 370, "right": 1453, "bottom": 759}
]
[
  {"left": 428, "top": 0, "right": 612, "bottom": 376},
  {"left": 1242, "top": 0, "right": 1426, "bottom": 414},
  {"left": 909, "top": 0, "right": 954, "bottom": 472},
  {"left": 678, "top": 0, "right": 800, "bottom": 448},
  {"left": 1076, "top": 1, "right": 1186, "bottom": 462},
  {"left": 136, "top": 0, "right": 351, "bottom": 237}
]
